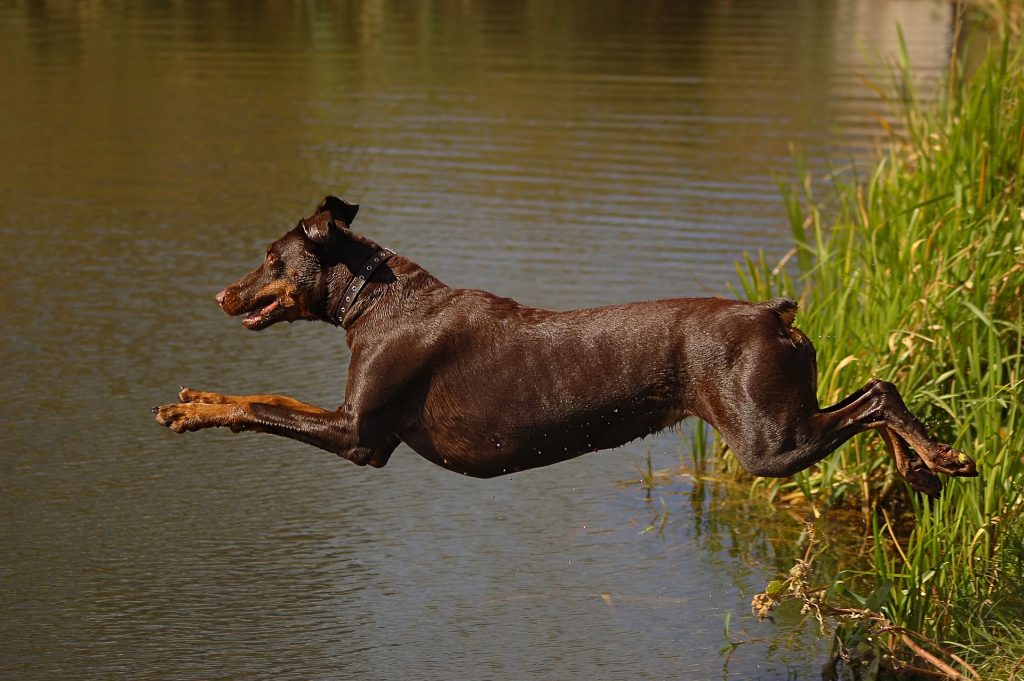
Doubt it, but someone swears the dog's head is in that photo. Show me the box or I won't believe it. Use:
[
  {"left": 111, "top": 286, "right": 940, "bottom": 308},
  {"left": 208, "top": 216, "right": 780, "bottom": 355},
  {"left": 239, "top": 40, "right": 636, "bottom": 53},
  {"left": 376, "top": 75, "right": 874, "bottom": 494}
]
[{"left": 216, "top": 196, "right": 361, "bottom": 330}]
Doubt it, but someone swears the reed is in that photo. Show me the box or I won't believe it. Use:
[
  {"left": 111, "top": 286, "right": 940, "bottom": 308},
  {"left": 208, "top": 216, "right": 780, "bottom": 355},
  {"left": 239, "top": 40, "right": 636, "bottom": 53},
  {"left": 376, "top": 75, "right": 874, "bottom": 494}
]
[{"left": 732, "top": 33, "right": 1024, "bottom": 677}]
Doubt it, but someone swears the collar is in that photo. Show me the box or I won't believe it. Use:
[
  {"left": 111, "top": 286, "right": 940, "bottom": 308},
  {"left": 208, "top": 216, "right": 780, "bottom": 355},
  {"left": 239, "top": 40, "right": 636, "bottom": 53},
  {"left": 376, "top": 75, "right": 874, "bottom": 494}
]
[{"left": 330, "top": 248, "right": 396, "bottom": 326}]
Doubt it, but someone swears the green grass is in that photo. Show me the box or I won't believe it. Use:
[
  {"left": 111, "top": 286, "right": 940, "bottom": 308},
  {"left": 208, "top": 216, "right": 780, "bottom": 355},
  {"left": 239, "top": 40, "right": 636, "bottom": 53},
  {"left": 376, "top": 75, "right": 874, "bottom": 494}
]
[{"left": 730, "top": 32, "right": 1024, "bottom": 678}]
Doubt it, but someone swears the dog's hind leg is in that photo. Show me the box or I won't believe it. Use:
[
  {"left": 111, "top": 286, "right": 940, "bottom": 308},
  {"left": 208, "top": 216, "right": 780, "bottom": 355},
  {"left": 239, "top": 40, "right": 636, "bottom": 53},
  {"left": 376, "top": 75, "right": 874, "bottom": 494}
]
[{"left": 732, "top": 379, "right": 975, "bottom": 497}]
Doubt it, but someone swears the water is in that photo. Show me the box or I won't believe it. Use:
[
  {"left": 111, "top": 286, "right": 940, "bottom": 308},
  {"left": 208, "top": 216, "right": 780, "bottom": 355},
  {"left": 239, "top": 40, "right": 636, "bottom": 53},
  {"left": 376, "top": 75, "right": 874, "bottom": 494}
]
[{"left": 0, "top": 2, "right": 954, "bottom": 678}]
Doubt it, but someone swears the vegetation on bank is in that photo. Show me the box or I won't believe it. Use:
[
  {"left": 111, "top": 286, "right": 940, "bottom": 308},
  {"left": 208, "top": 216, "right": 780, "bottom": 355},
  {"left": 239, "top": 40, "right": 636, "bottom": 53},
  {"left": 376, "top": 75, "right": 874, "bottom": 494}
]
[{"left": 723, "top": 30, "right": 1024, "bottom": 679}]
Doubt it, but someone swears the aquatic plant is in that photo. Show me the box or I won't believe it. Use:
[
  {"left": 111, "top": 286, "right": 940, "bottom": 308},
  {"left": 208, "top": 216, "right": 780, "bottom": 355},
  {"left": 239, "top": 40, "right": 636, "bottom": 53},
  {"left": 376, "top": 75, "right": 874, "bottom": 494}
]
[{"left": 732, "top": 30, "right": 1024, "bottom": 678}]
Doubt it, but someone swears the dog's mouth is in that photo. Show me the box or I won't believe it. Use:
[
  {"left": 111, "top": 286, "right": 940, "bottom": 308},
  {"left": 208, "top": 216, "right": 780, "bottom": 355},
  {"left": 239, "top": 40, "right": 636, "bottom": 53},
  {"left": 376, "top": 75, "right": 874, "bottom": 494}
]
[{"left": 241, "top": 296, "right": 285, "bottom": 330}]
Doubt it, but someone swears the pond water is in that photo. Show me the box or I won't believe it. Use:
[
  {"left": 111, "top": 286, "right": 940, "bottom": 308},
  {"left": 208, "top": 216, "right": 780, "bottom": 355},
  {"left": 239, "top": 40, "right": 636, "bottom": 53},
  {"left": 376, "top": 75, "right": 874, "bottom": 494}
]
[{"left": 1, "top": 2, "right": 955, "bottom": 679}]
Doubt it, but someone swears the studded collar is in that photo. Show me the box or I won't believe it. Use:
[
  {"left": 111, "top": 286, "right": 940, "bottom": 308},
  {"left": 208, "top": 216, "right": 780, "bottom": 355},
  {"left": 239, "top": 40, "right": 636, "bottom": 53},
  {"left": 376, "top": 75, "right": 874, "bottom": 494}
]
[{"left": 330, "top": 247, "right": 396, "bottom": 326}]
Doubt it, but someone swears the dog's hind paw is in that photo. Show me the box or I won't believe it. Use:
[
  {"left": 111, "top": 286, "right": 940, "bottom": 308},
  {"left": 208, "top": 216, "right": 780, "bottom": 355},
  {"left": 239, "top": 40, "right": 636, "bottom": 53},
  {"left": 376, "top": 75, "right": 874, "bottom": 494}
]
[
  {"left": 925, "top": 444, "right": 979, "bottom": 478},
  {"left": 901, "top": 460, "right": 944, "bottom": 498}
]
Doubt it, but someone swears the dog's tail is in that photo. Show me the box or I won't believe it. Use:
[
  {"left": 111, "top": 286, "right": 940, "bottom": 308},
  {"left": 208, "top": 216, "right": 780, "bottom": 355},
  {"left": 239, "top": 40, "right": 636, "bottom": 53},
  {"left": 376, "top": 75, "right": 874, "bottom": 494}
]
[
  {"left": 758, "top": 297, "right": 815, "bottom": 391},
  {"left": 757, "top": 297, "right": 799, "bottom": 328}
]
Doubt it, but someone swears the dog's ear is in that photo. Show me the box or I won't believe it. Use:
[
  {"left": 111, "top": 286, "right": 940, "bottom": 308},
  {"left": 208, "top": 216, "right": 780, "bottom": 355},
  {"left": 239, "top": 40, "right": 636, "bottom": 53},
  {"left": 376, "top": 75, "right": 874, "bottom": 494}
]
[
  {"left": 319, "top": 195, "right": 360, "bottom": 228},
  {"left": 301, "top": 213, "right": 334, "bottom": 245},
  {"left": 301, "top": 196, "right": 360, "bottom": 245}
]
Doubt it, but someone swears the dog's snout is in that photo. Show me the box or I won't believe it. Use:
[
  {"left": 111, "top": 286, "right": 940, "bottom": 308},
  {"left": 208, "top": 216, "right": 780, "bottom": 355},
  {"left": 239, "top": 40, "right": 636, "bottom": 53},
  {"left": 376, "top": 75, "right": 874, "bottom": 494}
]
[{"left": 215, "top": 289, "right": 227, "bottom": 306}]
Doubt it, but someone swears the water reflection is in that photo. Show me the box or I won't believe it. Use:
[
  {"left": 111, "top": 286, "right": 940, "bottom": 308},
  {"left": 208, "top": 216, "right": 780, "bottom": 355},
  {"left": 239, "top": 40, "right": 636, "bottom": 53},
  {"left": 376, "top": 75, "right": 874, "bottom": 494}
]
[{"left": 0, "top": 1, "right": 953, "bottom": 679}]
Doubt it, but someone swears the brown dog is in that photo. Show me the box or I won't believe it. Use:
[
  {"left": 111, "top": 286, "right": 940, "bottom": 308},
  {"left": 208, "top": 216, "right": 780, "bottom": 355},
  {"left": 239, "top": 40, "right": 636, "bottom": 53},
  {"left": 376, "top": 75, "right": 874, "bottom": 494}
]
[{"left": 155, "top": 196, "right": 978, "bottom": 496}]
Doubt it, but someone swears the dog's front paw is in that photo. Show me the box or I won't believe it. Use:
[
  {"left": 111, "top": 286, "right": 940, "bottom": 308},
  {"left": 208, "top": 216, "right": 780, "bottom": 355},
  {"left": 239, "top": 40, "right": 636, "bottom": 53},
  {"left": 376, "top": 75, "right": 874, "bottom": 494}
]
[
  {"left": 154, "top": 403, "right": 211, "bottom": 433},
  {"left": 178, "top": 387, "right": 229, "bottom": 404}
]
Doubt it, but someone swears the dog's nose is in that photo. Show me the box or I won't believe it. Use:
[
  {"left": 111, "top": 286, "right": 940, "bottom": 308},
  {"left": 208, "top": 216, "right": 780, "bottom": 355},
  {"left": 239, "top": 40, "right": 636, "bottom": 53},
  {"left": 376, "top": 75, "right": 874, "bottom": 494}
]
[{"left": 215, "top": 289, "right": 227, "bottom": 306}]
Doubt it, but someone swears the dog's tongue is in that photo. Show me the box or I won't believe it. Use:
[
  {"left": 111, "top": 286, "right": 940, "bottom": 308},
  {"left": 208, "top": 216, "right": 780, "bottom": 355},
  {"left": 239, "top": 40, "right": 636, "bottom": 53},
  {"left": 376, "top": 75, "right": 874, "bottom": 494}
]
[
  {"left": 258, "top": 299, "right": 280, "bottom": 316},
  {"left": 243, "top": 299, "right": 280, "bottom": 328}
]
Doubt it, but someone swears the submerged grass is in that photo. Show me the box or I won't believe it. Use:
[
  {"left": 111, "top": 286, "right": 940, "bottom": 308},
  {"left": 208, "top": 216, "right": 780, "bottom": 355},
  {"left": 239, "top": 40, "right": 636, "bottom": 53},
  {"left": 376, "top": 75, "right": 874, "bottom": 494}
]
[{"left": 727, "top": 31, "right": 1024, "bottom": 678}]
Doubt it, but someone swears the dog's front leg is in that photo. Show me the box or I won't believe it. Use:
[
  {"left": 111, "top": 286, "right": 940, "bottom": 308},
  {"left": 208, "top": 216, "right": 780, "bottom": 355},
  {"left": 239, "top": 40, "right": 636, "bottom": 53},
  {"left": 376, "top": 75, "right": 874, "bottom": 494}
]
[
  {"left": 176, "top": 387, "right": 330, "bottom": 414},
  {"left": 154, "top": 400, "right": 399, "bottom": 468}
]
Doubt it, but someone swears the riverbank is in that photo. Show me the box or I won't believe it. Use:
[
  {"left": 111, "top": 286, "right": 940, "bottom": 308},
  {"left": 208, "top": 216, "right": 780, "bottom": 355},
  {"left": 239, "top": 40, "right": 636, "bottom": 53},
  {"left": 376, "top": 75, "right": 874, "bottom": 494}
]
[{"left": 727, "top": 27, "right": 1023, "bottom": 678}]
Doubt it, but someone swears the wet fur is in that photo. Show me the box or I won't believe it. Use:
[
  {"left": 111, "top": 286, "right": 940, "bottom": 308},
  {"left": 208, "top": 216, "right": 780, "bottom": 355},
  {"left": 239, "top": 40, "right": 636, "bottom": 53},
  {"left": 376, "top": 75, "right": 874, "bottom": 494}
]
[{"left": 155, "top": 196, "right": 978, "bottom": 496}]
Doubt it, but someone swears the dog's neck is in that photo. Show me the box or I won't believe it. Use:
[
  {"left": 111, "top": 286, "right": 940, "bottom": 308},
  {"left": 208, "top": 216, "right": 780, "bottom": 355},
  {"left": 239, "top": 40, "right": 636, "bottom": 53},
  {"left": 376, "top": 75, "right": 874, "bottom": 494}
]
[
  {"left": 324, "top": 239, "right": 396, "bottom": 327},
  {"left": 328, "top": 247, "right": 396, "bottom": 326}
]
